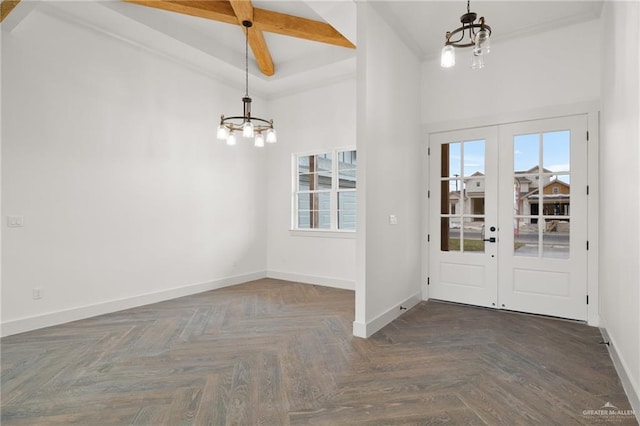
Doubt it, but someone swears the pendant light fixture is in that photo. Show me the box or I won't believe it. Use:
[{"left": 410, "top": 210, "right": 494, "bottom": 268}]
[
  {"left": 217, "top": 20, "right": 276, "bottom": 147},
  {"left": 440, "top": 0, "right": 492, "bottom": 69}
]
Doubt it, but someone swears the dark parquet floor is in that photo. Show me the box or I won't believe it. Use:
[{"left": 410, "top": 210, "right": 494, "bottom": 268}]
[{"left": 1, "top": 278, "right": 637, "bottom": 425}]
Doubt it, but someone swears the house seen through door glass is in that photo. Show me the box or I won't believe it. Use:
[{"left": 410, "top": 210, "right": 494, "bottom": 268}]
[
  {"left": 441, "top": 139, "right": 486, "bottom": 253},
  {"left": 513, "top": 131, "right": 571, "bottom": 259}
]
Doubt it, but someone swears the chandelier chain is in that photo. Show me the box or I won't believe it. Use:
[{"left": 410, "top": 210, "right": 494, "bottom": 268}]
[{"left": 245, "top": 24, "right": 249, "bottom": 97}]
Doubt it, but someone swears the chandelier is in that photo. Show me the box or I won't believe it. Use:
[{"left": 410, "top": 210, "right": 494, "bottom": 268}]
[
  {"left": 217, "top": 20, "right": 276, "bottom": 147},
  {"left": 440, "top": 0, "right": 492, "bottom": 69}
]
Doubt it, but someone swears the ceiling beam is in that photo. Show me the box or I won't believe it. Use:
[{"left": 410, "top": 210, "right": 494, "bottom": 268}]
[
  {"left": 228, "top": 0, "right": 274, "bottom": 77},
  {"left": 123, "top": 1, "right": 355, "bottom": 50},
  {"left": 254, "top": 8, "right": 354, "bottom": 49},
  {"left": 122, "top": 0, "right": 355, "bottom": 76},
  {"left": 123, "top": 1, "right": 238, "bottom": 25},
  {"left": 1, "top": 0, "right": 20, "bottom": 23}
]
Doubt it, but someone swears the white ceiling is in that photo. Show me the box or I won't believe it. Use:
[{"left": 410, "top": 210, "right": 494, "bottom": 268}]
[
  {"left": 370, "top": 1, "right": 603, "bottom": 61},
  {"left": 11, "top": 1, "right": 603, "bottom": 98}
]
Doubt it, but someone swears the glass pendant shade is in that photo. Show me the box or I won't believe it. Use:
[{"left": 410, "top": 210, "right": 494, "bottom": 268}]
[
  {"left": 441, "top": 45, "right": 455, "bottom": 68},
  {"left": 473, "top": 28, "right": 491, "bottom": 55},
  {"left": 471, "top": 52, "right": 485, "bottom": 69},
  {"left": 226, "top": 133, "right": 237, "bottom": 146},
  {"left": 217, "top": 125, "right": 229, "bottom": 141},
  {"left": 242, "top": 121, "right": 254, "bottom": 138},
  {"left": 266, "top": 128, "right": 277, "bottom": 144},
  {"left": 254, "top": 133, "right": 265, "bottom": 147}
]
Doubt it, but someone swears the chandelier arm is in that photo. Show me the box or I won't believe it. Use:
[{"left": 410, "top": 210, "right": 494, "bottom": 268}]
[
  {"left": 445, "top": 23, "right": 491, "bottom": 47},
  {"left": 222, "top": 116, "right": 273, "bottom": 125},
  {"left": 446, "top": 27, "right": 468, "bottom": 45},
  {"left": 221, "top": 115, "right": 274, "bottom": 131}
]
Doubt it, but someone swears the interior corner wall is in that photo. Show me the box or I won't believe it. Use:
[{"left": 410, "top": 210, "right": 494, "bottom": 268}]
[
  {"left": 1, "top": 8, "right": 267, "bottom": 336},
  {"left": 265, "top": 79, "right": 357, "bottom": 289},
  {"left": 0, "top": 22, "right": 4, "bottom": 332},
  {"left": 354, "top": 3, "right": 423, "bottom": 338},
  {"left": 600, "top": 0, "right": 640, "bottom": 409}
]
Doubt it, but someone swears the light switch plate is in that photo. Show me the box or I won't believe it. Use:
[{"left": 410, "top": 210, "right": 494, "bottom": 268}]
[
  {"left": 7, "top": 216, "right": 24, "bottom": 227},
  {"left": 389, "top": 214, "right": 398, "bottom": 225}
]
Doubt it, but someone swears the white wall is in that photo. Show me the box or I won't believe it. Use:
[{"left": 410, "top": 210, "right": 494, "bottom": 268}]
[
  {"left": 421, "top": 19, "right": 601, "bottom": 127},
  {"left": 1, "top": 8, "right": 267, "bottom": 336},
  {"left": 266, "top": 79, "right": 357, "bottom": 289},
  {"left": 600, "top": 0, "right": 640, "bottom": 411},
  {"left": 353, "top": 3, "right": 423, "bottom": 337}
]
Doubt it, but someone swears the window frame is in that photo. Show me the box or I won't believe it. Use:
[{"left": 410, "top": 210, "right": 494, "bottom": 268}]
[{"left": 292, "top": 147, "right": 356, "bottom": 233}]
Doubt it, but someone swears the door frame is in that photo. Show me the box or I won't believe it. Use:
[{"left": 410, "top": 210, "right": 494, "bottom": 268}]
[{"left": 422, "top": 104, "right": 600, "bottom": 326}]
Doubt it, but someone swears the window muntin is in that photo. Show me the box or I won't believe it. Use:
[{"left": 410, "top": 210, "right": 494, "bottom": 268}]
[{"left": 295, "top": 149, "right": 356, "bottom": 231}]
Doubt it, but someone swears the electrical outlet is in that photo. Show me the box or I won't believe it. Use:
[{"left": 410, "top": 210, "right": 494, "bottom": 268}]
[{"left": 32, "top": 288, "right": 43, "bottom": 300}]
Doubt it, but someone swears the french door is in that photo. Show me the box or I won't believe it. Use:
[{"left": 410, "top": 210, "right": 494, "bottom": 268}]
[{"left": 429, "top": 115, "right": 589, "bottom": 321}]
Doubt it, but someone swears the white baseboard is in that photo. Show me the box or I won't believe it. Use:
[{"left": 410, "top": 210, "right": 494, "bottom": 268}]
[
  {"left": 266, "top": 270, "right": 355, "bottom": 291},
  {"left": 352, "top": 291, "right": 422, "bottom": 338},
  {"left": 352, "top": 320, "right": 367, "bottom": 338},
  {"left": 600, "top": 327, "right": 640, "bottom": 421},
  {"left": 1, "top": 271, "right": 266, "bottom": 337}
]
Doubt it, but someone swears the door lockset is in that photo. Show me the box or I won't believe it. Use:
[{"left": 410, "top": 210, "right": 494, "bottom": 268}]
[{"left": 483, "top": 226, "right": 497, "bottom": 242}]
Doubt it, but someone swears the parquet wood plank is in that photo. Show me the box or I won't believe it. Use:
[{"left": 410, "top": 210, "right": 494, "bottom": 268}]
[
  {"left": 289, "top": 393, "right": 466, "bottom": 424},
  {"left": 1, "top": 279, "right": 637, "bottom": 425},
  {"left": 256, "top": 351, "right": 288, "bottom": 426},
  {"left": 226, "top": 358, "right": 255, "bottom": 425}
]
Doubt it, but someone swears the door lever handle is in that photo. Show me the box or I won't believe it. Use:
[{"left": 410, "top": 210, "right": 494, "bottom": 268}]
[{"left": 483, "top": 237, "right": 496, "bottom": 243}]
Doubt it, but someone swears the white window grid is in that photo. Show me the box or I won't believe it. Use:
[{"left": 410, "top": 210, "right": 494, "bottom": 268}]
[{"left": 293, "top": 148, "right": 356, "bottom": 231}]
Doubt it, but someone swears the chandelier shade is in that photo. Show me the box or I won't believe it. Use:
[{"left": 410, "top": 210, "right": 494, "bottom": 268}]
[
  {"left": 217, "top": 20, "right": 276, "bottom": 146},
  {"left": 441, "top": 0, "right": 492, "bottom": 69}
]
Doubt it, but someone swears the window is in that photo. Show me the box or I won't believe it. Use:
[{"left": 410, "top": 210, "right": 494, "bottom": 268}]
[{"left": 294, "top": 149, "right": 356, "bottom": 231}]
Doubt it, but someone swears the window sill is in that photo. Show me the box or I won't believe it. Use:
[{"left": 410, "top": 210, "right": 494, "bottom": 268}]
[{"left": 289, "top": 229, "right": 356, "bottom": 239}]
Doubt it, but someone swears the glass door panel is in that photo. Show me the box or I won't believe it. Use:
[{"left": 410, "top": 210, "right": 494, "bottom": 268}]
[{"left": 440, "top": 140, "right": 487, "bottom": 254}]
